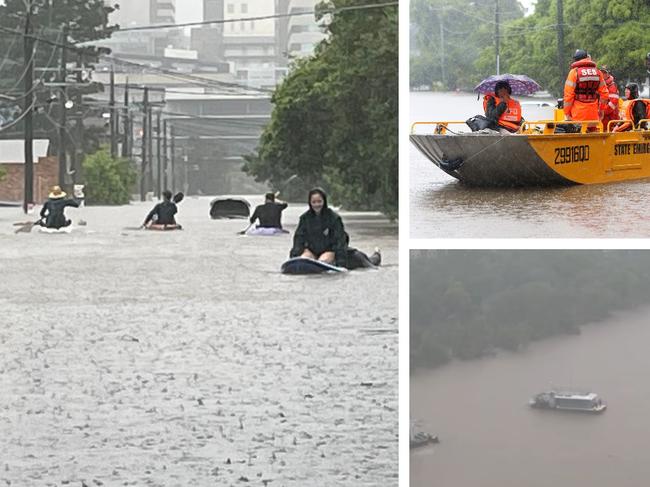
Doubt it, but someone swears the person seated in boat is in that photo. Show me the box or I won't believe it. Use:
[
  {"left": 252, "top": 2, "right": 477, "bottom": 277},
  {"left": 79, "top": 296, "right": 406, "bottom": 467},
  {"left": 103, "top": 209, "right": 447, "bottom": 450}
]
[
  {"left": 289, "top": 187, "right": 347, "bottom": 267},
  {"left": 39, "top": 185, "right": 80, "bottom": 229},
  {"left": 612, "top": 83, "right": 650, "bottom": 132},
  {"left": 483, "top": 80, "right": 523, "bottom": 133},
  {"left": 564, "top": 49, "right": 609, "bottom": 130},
  {"left": 344, "top": 232, "right": 381, "bottom": 270},
  {"left": 249, "top": 192, "right": 288, "bottom": 230},
  {"left": 142, "top": 189, "right": 181, "bottom": 229}
]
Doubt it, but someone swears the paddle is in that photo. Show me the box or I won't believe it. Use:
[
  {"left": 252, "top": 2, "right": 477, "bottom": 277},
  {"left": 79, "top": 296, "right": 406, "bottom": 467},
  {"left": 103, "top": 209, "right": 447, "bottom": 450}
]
[
  {"left": 237, "top": 222, "right": 253, "bottom": 235},
  {"left": 14, "top": 219, "right": 42, "bottom": 234}
]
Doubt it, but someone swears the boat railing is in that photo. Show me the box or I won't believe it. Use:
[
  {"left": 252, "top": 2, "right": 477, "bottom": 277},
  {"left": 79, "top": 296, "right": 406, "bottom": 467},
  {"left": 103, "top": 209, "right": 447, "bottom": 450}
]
[
  {"left": 410, "top": 121, "right": 469, "bottom": 135},
  {"left": 521, "top": 119, "right": 604, "bottom": 134},
  {"left": 412, "top": 119, "right": 607, "bottom": 135},
  {"left": 606, "top": 118, "right": 650, "bottom": 131}
]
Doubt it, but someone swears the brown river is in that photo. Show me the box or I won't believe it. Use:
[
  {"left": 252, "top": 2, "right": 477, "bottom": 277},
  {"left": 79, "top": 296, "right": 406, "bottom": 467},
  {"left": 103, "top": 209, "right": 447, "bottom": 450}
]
[
  {"left": 410, "top": 91, "right": 650, "bottom": 238},
  {"left": 0, "top": 196, "right": 398, "bottom": 486},
  {"left": 411, "top": 307, "right": 650, "bottom": 487}
]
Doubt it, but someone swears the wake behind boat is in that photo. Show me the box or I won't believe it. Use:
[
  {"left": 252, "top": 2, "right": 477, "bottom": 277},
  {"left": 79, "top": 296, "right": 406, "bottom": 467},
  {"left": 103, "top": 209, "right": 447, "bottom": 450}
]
[{"left": 411, "top": 120, "right": 650, "bottom": 187}]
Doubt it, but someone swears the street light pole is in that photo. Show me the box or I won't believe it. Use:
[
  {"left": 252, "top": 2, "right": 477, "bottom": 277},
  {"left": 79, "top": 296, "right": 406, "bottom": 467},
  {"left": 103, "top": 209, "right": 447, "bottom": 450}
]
[
  {"left": 23, "top": 1, "right": 35, "bottom": 214},
  {"left": 495, "top": 0, "right": 500, "bottom": 75}
]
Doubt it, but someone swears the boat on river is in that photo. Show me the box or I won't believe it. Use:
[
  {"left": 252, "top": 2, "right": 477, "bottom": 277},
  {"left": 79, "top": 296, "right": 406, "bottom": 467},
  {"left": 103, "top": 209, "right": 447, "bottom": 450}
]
[
  {"left": 410, "top": 421, "right": 439, "bottom": 449},
  {"left": 410, "top": 119, "right": 650, "bottom": 187},
  {"left": 529, "top": 391, "right": 607, "bottom": 413}
]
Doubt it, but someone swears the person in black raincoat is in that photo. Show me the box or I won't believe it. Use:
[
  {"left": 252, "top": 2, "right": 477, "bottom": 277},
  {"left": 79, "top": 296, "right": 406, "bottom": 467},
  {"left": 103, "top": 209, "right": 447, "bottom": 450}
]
[
  {"left": 250, "top": 192, "right": 288, "bottom": 229},
  {"left": 142, "top": 190, "right": 180, "bottom": 228},
  {"left": 39, "top": 185, "right": 80, "bottom": 229},
  {"left": 290, "top": 188, "right": 347, "bottom": 267},
  {"left": 345, "top": 232, "right": 381, "bottom": 270}
]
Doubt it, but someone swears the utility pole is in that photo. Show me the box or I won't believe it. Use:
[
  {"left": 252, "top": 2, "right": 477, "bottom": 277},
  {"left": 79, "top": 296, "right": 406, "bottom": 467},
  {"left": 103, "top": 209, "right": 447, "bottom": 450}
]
[
  {"left": 23, "top": 2, "right": 34, "bottom": 214},
  {"left": 122, "top": 82, "right": 130, "bottom": 158},
  {"left": 140, "top": 86, "right": 148, "bottom": 201},
  {"left": 109, "top": 66, "right": 117, "bottom": 158},
  {"left": 170, "top": 125, "right": 175, "bottom": 193},
  {"left": 162, "top": 119, "right": 168, "bottom": 191},
  {"left": 156, "top": 110, "right": 161, "bottom": 199},
  {"left": 58, "top": 25, "right": 68, "bottom": 187},
  {"left": 556, "top": 0, "right": 565, "bottom": 95},
  {"left": 439, "top": 14, "right": 445, "bottom": 87},
  {"left": 495, "top": 0, "right": 500, "bottom": 75},
  {"left": 73, "top": 52, "right": 85, "bottom": 184},
  {"left": 146, "top": 101, "right": 153, "bottom": 196}
]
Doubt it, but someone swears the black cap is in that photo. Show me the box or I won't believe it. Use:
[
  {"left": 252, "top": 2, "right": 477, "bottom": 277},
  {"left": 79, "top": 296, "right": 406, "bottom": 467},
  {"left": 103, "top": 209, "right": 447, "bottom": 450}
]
[{"left": 573, "top": 49, "right": 588, "bottom": 61}]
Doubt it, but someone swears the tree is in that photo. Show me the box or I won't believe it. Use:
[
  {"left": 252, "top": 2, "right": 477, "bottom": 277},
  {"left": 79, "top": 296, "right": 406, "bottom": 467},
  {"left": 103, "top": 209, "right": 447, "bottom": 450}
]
[
  {"left": 244, "top": 0, "right": 398, "bottom": 217},
  {"left": 82, "top": 148, "right": 136, "bottom": 205}
]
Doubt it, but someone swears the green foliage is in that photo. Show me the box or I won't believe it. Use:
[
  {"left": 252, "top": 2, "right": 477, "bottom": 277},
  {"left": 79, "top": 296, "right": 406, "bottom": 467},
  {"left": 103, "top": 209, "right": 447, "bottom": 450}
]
[
  {"left": 81, "top": 149, "right": 136, "bottom": 205},
  {"left": 244, "top": 0, "right": 398, "bottom": 217},
  {"left": 411, "top": 251, "right": 650, "bottom": 371},
  {"left": 410, "top": 0, "right": 524, "bottom": 90},
  {"left": 411, "top": 0, "right": 650, "bottom": 96}
]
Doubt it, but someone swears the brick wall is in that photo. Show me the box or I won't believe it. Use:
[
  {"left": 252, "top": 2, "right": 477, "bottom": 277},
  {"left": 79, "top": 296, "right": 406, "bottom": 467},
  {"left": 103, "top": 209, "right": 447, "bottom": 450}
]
[{"left": 0, "top": 156, "right": 59, "bottom": 204}]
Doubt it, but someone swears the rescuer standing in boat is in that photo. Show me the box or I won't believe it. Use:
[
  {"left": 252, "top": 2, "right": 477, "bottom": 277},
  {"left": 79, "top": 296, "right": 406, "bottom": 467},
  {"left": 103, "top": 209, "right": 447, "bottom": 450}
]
[
  {"left": 483, "top": 80, "right": 523, "bottom": 133},
  {"left": 599, "top": 65, "right": 620, "bottom": 131},
  {"left": 563, "top": 50, "right": 609, "bottom": 128}
]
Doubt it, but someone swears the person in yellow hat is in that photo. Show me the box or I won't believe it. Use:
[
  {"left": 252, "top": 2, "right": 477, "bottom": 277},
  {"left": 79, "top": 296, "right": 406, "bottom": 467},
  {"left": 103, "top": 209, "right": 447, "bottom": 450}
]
[{"left": 39, "top": 185, "right": 80, "bottom": 229}]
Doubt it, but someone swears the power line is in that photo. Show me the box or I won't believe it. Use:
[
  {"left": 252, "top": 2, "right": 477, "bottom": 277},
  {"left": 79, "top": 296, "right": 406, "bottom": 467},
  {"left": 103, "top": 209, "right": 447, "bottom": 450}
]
[{"left": 107, "top": 2, "right": 398, "bottom": 33}]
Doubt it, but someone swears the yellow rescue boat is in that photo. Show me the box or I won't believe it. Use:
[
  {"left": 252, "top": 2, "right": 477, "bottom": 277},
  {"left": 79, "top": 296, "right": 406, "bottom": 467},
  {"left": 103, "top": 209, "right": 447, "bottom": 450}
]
[{"left": 410, "top": 119, "right": 650, "bottom": 186}]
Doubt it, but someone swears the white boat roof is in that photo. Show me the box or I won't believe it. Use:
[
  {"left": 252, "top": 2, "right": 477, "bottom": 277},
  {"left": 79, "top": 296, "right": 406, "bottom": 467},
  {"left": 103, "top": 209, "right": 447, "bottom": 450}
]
[{"left": 552, "top": 391, "right": 599, "bottom": 400}]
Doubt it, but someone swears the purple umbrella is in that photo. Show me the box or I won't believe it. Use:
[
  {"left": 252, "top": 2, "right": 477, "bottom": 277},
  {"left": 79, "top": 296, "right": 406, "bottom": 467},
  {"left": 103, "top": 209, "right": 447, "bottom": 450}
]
[{"left": 474, "top": 73, "right": 542, "bottom": 96}]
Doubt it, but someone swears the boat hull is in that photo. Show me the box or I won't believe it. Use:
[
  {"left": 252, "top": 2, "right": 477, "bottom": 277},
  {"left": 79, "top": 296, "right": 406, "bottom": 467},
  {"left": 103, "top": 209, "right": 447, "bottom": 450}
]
[{"left": 410, "top": 131, "right": 650, "bottom": 186}]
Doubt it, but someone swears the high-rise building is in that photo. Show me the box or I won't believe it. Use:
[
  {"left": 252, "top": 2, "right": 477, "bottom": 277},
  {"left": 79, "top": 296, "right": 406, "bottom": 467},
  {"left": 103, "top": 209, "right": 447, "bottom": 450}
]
[
  {"left": 222, "top": 0, "right": 279, "bottom": 88},
  {"left": 103, "top": 0, "right": 179, "bottom": 56},
  {"left": 191, "top": 0, "right": 224, "bottom": 62},
  {"left": 284, "top": 0, "right": 326, "bottom": 59}
]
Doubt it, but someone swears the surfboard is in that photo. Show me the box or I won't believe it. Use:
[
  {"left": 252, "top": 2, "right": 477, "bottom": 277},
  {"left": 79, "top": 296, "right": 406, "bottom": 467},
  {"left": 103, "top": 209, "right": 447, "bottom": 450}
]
[
  {"left": 280, "top": 257, "right": 347, "bottom": 274},
  {"left": 146, "top": 223, "right": 183, "bottom": 231},
  {"left": 38, "top": 225, "right": 73, "bottom": 234},
  {"left": 247, "top": 227, "right": 289, "bottom": 236}
]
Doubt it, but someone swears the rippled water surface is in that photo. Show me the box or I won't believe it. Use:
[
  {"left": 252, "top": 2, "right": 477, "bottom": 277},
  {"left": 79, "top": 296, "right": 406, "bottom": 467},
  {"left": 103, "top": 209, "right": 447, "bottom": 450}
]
[
  {"left": 410, "top": 91, "right": 650, "bottom": 238},
  {"left": 0, "top": 196, "right": 398, "bottom": 486}
]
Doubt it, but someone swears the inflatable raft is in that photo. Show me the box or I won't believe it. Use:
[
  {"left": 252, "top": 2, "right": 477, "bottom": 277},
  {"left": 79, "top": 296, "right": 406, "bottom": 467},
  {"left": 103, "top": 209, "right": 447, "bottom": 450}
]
[
  {"left": 209, "top": 197, "right": 250, "bottom": 219},
  {"left": 411, "top": 119, "right": 650, "bottom": 186}
]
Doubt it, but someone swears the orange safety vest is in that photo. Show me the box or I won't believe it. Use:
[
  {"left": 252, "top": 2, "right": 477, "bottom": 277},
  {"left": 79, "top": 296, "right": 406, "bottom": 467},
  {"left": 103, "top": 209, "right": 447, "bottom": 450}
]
[
  {"left": 613, "top": 99, "right": 650, "bottom": 132},
  {"left": 483, "top": 94, "right": 522, "bottom": 132},
  {"left": 564, "top": 58, "right": 609, "bottom": 120}
]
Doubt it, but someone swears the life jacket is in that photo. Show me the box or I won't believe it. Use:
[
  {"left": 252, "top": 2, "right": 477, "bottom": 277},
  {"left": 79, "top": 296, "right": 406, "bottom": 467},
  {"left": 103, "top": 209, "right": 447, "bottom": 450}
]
[
  {"left": 483, "top": 94, "right": 522, "bottom": 132},
  {"left": 624, "top": 99, "right": 650, "bottom": 125},
  {"left": 570, "top": 59, "right": 602, "bottom": 103}
]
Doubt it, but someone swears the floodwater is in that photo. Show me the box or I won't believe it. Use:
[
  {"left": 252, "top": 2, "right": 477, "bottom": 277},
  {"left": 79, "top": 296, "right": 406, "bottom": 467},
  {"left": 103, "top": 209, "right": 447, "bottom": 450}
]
[
  {"left": 410, "top": 91, "right": 650, "bottom": 238},
  {"left": 411, "top": 307, "right": 650, "bottom": 487},
  {"left": 0, "top": 196, "right": 398, "bottom": 486}
]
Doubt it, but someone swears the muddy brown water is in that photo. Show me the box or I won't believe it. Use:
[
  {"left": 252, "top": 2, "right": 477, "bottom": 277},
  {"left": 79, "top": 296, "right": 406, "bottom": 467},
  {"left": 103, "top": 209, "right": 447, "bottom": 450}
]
[{"left": 411, "top": 307, "right": 650, "bottom": 487}]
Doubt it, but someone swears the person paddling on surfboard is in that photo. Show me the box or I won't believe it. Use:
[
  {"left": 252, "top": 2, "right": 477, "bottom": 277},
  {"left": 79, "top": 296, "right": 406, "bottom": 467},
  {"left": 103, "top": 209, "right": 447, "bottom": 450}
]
[
  {"left": 289, "top": 188, "right": 347, "bottom": 267},
  {"left": 249, "top": 192, "right": 288, "bottom": 230},
  {"left": 39, "top": 185, "right": 80, "bottom": 229},
  {"left": 142, "top": 190, "right": 182, "bottom": 229}
]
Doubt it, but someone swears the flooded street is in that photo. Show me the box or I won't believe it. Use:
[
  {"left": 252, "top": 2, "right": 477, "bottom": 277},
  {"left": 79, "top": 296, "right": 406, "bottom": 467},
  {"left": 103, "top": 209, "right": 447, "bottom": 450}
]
[
  {"left": 0, "top": 196, "right": 398, "bottom": 486},
  {"left": 411, "top": 307, "right": 650, "bottom": 487},
  {"left": 410, "top": 91, "right": 650, "bottom": 238}
]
